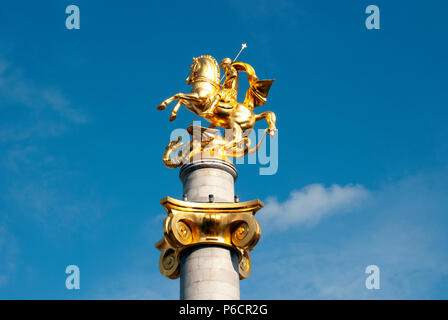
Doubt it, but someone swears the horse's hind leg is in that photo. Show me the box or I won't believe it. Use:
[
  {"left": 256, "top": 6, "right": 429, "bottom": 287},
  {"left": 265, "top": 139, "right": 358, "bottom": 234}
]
[{"left": 255, "top": 111, "right": 277, "bottom": 137}]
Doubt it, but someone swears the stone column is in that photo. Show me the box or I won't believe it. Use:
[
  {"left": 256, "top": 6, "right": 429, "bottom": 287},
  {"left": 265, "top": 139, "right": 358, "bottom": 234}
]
[{"left": 179, "top": 159, "right": 240, "bottom": 300}]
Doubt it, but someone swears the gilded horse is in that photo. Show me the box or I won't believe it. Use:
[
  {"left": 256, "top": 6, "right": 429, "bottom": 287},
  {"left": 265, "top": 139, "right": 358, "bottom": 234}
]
[{"left": 157, "top": 55, "right": 277, "bottom": 149}]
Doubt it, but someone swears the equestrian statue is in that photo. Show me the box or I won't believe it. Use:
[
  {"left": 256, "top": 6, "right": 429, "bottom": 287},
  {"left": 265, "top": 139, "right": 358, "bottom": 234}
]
[{"left": 157, "top": 45, "right": 277, "bottom": 168}]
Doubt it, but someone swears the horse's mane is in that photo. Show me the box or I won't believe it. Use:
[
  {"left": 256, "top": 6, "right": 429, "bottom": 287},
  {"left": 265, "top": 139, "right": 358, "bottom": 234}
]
[{"left": 197, "top": 55, "right": 220, "bottom": 84}]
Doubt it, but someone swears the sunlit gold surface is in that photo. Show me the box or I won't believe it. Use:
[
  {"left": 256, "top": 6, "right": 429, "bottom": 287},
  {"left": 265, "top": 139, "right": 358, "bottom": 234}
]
[
  {"left": 157, "top": 55, "right": 277, "bottom": 168},
  {"left": 155, "top": 197, "right": 263, "bottom": 279}
]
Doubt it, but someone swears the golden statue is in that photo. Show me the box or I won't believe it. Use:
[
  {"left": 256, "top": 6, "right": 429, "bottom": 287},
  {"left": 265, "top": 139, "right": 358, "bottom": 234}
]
[
  {"left": 157, "top": 49, "right": 277, "bottom": 168},
  {"left": 155, "top": 47, "right": 274, "bottom": 280}
]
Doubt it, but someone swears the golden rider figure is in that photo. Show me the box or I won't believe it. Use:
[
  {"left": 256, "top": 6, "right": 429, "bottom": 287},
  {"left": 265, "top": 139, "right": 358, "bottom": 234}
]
[{"left": 202, "top": 57, "right": 239, "bottom": 116}]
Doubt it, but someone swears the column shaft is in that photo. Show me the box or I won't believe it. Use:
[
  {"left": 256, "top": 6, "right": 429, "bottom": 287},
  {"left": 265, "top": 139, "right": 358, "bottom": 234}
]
[{"left": 179, "top": 159, "right": 240, "bottom": 300}]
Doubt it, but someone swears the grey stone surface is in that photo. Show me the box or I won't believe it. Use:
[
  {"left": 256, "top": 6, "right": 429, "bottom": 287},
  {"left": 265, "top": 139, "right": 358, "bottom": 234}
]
[
  {"left": 180, "top": 159, "right": 237, "bottom": 203},
  {"left": 179, "top": 159, "right": 240, "bottom": 300},
  {"left": 180, "top": 245, "right": 240, "bottom": 300}
]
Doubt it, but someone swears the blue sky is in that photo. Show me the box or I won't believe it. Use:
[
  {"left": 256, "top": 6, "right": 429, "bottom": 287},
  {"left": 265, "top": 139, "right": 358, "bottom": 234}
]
[{"left": 0, "top": 0, "right": 447, "bottom": 299}]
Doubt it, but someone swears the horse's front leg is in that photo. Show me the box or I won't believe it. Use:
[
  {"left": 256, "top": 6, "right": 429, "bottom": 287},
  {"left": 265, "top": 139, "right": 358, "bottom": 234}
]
[
  {"left": 168, "top": 93, "right": 202, "bottom": 121},
  {"left": 157, "top": 94, "right": 178, "bottom": 111},
  {"left": 169, "top": 100, "right": 183, "bottom": 122},
  {"left": 157, "top": 92, "right": 198, "bottom": 111}
]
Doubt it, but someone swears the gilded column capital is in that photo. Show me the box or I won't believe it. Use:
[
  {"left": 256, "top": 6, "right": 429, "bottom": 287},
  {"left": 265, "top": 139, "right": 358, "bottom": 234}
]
[{"left": 155, "top": 196, "right": 263, "bottom": 279}]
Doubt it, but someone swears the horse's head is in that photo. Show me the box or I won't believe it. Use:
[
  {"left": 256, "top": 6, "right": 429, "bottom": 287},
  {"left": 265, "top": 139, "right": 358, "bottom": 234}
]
[
  {"left": 186, "top": 57, "right": 199, "bottom": 85},
  {"left": 186, "top": 55, "right": 220, "bottom": 86}
]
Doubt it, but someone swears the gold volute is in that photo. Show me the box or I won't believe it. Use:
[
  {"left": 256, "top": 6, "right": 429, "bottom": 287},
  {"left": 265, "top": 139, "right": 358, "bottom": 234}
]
[{"left": 155, "top": 197, "right": 263, "bottom": 279}]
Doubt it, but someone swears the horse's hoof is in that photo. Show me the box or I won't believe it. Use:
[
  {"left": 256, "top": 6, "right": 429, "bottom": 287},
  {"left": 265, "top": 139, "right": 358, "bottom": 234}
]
[
  {"left": 268, "top": 128, "right": 277, "bottom": 137},
  {"left": 157, "top": 104, "right": 166, "bottom": 111},
  {"left": 169, "top": 114, "right": 177, "bottom": 122}
]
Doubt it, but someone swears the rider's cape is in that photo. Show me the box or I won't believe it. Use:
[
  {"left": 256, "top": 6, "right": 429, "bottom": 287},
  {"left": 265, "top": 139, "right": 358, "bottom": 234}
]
[{"left": 232, "top": 61, "right": 275, "bottom": 109}]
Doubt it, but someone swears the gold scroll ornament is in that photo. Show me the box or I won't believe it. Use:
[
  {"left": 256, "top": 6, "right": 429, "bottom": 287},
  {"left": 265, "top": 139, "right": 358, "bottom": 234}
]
[{"left": 155, "top": 196, "right": 263, "bottom": 279}]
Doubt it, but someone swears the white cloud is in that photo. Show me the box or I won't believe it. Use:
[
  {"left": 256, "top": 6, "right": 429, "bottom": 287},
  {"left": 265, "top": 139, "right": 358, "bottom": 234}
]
[
  {"left": 0, "top": 121, "right": 66, "bottom": 142},
  {"left": 0, "top": 56, "right": 87, "bottom": 142},
  {"left": 243, "top": 171, "right": 448, "bottom": 299},
  {"left": 260, "top": 183, "right": 370, "bottom": 231},
  {"left": 0, "top": 56, "right": 96, "bottom": 231},
  {"left": 0, "top": 144, "right": 106, "bottom": 232}
]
